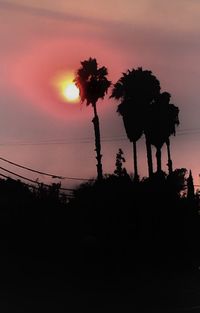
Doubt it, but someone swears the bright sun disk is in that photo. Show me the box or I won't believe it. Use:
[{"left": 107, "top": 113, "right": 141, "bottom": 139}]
[
  {"left": 53, "top": 71, "right": 80, "bottom": 103},
  {"left": 63, "top": 82, "right": 79, "bottom": 102}
]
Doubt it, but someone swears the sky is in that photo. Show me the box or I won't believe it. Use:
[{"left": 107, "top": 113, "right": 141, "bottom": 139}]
[{"left": 0, "top": 0, "right": 200, "bottom": 188}]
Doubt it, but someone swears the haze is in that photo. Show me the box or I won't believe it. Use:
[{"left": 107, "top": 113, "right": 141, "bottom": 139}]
[{"left": 0, "top": 0, "right": 199, "bottom": 187}]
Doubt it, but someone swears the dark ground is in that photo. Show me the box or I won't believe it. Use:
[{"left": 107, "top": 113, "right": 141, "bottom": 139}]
[
  {"left": 3, "top": 243, "right": 200, "bottom": 313},
  {"left": 2, "top": 176, "right": 200, "bottom": 312}
]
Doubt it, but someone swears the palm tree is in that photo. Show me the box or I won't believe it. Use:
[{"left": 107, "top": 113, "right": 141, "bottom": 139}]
[
  {"left": 111, "top": 68, "right": 160, "bottom": 179},
  {"left": 147, "top": 94, "right": 166, "bottom": 173},
  {"left": 75, "top": 58, "right": 111, "bottom": 181},
  {"left": 166, "top": 97, "right": 179, "bottom": 174},
  {"left": 114, "top": 97, "right": 143, "bottom": 182},
  {"left": 148, "top": 92, "right": 179, "bottom": 173}
]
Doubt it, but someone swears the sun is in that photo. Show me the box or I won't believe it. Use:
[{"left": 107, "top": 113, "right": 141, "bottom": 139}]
[
  {"left": 63, "top": 82, "right": 79, "bottom": 102},
  {"left": 52, "top": 71, "right": 80, "bottom": 103}
]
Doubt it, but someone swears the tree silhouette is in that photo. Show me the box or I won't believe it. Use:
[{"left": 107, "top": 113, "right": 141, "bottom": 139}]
[
  {"left": 111, "top": 68, "right": 160, "bottom": 179},
  {"left": 147, "top": 93, "right": 167, "bottom": 173},
  {"left": 165, "top": 93, "right": 179, "bottom": 174},
  {"left": 187, "top": 170, "right": 195, "bottom": 200},
  {"left": 114, "top": 148, "right": 128, "bottom": 177},
  {"left": 75, "top": 58, "right": 111, "bottom": 181},
  {"left": 167, "top": 168, "right": 187, "bottom": 196},
  {"left": 147, "top": 92, "right": 179, "bottom": 173}
]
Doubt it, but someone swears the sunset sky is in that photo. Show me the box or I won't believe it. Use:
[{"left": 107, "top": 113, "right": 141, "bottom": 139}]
[{"left": 0, "top": 0, "right": 200, "bottom": 188}]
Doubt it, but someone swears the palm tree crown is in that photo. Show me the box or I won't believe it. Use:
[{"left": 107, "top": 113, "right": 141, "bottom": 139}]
[
  {"left": 111, "top": 67, "right": 160, "bottom": 106},
  {"left": 75, "top": 57, "right": 111, "bottom": 106}
]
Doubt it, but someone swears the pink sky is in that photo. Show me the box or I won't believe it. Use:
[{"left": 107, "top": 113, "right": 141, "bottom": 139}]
[{"left": 0, "top": 0, "right": 200, "bottom": 187}]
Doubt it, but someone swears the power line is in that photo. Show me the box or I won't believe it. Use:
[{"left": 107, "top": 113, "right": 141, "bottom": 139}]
[
  {"left": 0, "top": 127, "right": 200, "bottom": 147},
  {"left": 0, "top": 166, "right": 42, "bottom": 185},
  {"left": 0, "top": 172, "right": 11, "bottom": 180},
  {"left": 0, "top": 138, "right": 123, "bottom": 146},
  {"left": 0, "top": 166, "right": 74, "bottom": 191},
  {"left": 0, "top": 127, "right": 199, "bottom": 184},
  {"left": 0, "top": 173, "right": 74, "bottom": 198},
  {"left": 0, "top": 156, "right": 63, "bottom": 179},
  {"left": 0, "top": 156, "right": 93, "bottom": 181}
]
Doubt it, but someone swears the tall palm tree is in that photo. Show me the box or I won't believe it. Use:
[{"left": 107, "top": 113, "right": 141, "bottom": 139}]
[
  {"left": 148, "top": 92, "right": 179, "bottom": 174},
  {"left": 164, "top": 93, "right": 179, "bottom": 174},
  {"left": 111, "top": 68, "right": 160, "bottom": 179},
  {"left": 112, "top": 97, "right": 143, "bottom": 182},
  {"left": 147, "top": 94, "right": 166, "bottom": 173},
  {"left": 75, "top": 58, "right": 111, "bottom": 181}
]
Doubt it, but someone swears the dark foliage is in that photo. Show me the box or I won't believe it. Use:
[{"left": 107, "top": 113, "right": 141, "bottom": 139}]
[
  {"left": 114, "top": 148, "right": 128, "bottom": 177},
  {"left": 1, "top": 170, "right": 198, "bottom": 273}
]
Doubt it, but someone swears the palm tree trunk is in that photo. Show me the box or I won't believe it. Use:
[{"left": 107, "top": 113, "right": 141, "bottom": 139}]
[
  {"left": 145, "top": 134, "right": 153, "bottom": 178},
  {"left": 133, "top": 141, "right": 139, "bottom": 182},
  {"left": 156, "top": 147, "right": 162, "bottom": 173},
  {"left": 92, "top": 103, "right": 103, "bottom": 181},
  {"left": 166, "top": 138, "right": 173, "bottom": 175}
]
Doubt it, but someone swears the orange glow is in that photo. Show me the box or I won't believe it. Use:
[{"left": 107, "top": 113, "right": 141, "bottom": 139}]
[{"left": 53, "top": 71, "right": 80, "bottom": 103}]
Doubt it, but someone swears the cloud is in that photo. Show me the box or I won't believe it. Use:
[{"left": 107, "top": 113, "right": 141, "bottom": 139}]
[{"left": 0, "top": 1, "right": 89, "bottom": 23}]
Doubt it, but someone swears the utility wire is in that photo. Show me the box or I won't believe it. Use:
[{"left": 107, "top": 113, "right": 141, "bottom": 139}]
[
  {"left": 0, "top": 127, "right": 199, "bottom": 184},
  {"left": 0, "top": 157, "right": 63, "bottom": 179},
  {"left": 1, "top": 128, "right": 200, "bottom": 147},
  {"left": 0, "top": 156, "right": 93, "bottom": 181},
  {"left": 0, "top": 173, "right": 74, "bottom": 197},
  {"left": 0, "top": 172, "right": 11, "bottom": 180},
  {"left": 0, "top": 166, "right": 74, "bottom": 191},
  {"left": 0, "top": 166, "right": 43, "bottom": 185}
]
